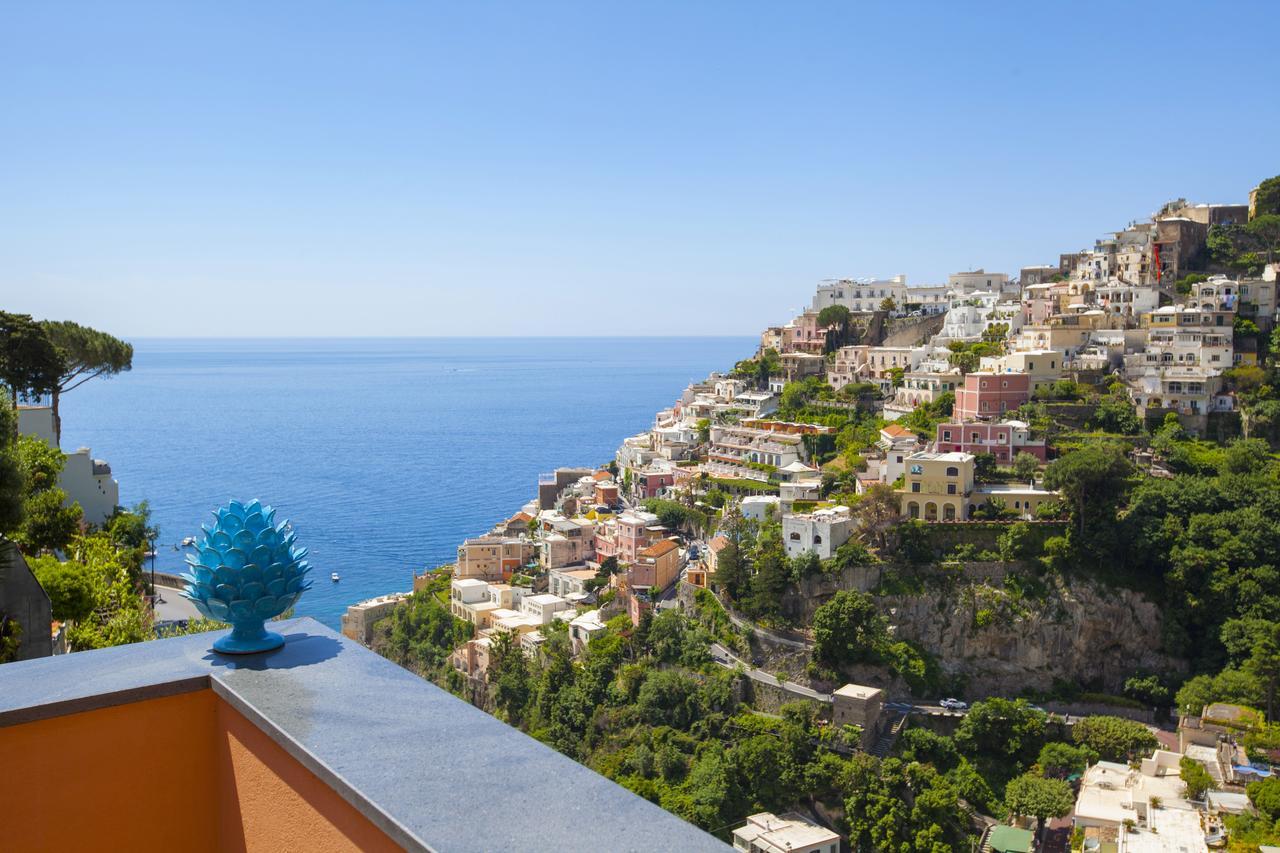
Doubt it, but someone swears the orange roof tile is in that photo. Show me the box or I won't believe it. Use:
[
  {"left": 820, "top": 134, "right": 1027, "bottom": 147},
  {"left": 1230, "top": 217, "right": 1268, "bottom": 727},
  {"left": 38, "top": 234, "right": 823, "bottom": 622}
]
[{"left": 639, "top": 539, "right": 679, "bottom": 558}]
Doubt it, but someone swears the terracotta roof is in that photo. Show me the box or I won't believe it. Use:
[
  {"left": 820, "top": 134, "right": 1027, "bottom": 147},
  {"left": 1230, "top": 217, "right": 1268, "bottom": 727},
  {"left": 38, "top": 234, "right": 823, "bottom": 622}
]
[
  {"left": 592, "top": 470, "right": 613, "bottom": 481},
  {"left": 507, "top": 511, "right": 533, "bottom": 524},
  {"left": 881, "top": 424, "right": 913, "bottom": 438},
  {"left": 639, "top": 539, "right": 679, "bottom": 558},
  {"left": 708, "top": 535, "right": 729, "bottom": 552}
]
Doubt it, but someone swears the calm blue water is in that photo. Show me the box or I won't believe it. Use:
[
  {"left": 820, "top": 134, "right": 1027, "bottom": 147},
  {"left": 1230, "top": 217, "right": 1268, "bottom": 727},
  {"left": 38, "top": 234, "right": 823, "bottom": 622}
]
[{"left": 58, "top": 338, "right": 751, "bottom": 628}]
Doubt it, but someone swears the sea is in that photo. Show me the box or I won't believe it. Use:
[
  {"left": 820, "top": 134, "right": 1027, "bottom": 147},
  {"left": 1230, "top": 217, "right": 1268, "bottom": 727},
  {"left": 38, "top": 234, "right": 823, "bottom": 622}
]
[{"left": 58, "top": 337, "right": 753, "bottom": 629}]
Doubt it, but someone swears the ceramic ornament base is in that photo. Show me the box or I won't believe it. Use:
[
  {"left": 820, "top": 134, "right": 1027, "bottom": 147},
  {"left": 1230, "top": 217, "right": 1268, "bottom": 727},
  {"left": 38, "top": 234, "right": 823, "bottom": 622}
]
[{"left": 213, "top": 621, "right": 285, "bottom": 655}]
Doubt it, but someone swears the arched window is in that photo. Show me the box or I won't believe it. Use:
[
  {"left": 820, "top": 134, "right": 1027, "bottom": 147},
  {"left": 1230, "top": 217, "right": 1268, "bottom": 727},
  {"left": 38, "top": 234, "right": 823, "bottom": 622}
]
[
  {"left": 908, "top": 502, "right": 920, "bottom": 518},
  {"left": 789, "top": 532, "right": 800, "bottom": 540},
  {"left": 945, "top": 466, "right": 959, "bottom": 477},
  {"left": 943, "top": 504, "right": 956, "bottom": 521},
  {"left": 813, "top": 535, "right": 823, "bottom": 544}
]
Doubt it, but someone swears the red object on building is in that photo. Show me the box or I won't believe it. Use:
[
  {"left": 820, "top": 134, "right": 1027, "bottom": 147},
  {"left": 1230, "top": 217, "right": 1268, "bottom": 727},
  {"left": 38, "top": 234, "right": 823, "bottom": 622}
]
[
  {"left": 1153, "top": 243, "right": 1162, "bottom": 282},
  {"left": 953, "top": 373, "right": 1030, "bottom": 422}
]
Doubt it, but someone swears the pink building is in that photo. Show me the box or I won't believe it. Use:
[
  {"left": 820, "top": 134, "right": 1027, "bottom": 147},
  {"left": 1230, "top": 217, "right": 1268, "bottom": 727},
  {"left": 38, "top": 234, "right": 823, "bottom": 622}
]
[
  {"left": 953, "top": 372, "right": 1030, "bottom": 421},
  {"left": 935, "top": 420, "right": 1046, "bottom": 463},
  {"left": 782, "top": 311, "right": 828, "bottom": 354},
  {"left": 611, "top": 511, "right": 666, "bottom": 564},
  {"left": 633, "top": 469, "right": 674, "bottom": 499}
]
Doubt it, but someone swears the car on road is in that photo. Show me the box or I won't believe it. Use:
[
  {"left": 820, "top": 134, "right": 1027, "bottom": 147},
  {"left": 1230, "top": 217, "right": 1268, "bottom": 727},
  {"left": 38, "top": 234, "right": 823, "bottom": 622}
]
[{"left": 939, "top": 698, "right": 968, "bottom": 711}]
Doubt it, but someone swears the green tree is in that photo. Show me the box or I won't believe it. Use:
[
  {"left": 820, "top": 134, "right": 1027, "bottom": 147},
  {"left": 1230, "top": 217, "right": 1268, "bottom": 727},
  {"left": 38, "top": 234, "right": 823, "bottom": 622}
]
[
  {"left": 15, "top": 487, "right": 82, "bottom": 554},
  {"left": 1071, "top": 715, "right": 1157, "bottom": 762},
  {"left": 0, "top": 396, "right": 25, "bottom": 532},
  {"left": 1243, "top": 621, "right": 1280, "bottom": 721},
  {"left": 1180, "top": 755, "right": 1213, "bottom": 801},
  {"left": 29, "top": 556, "right": 97, "bottom": 622},
  {"left": 1043, "top": 442, "right": 1134, "bottom": 538},
  {"left": 853, "top": 482, "right": 901, "bottom": 552},
  {"left": 955, "top": 698, "right": 1047, "bottom": 766},
  {"left": 1037, "top": 741, "right": 1097, "bottom": 777},
  {"left": 38, "top": 321, "right": 133, "bottom": 445},
  {"left": 747, "top": 545, "right": 789, "bottom": 620},
  {"left": 1255, "top": 176, "right": 1280, "bottom": 218},
  {"left": 713, "top": 536, "right": 746, "bottom": 599},
  {"left": 1123, "top": 674, "right": 1171, "bottom": 709},
  {"left": 1247, "top": 214, "right": 1280, "bottom": 264},
  {"left": 879, "top": 296, "right": 897, "bottom": 312},
  {"left": 487, "top": 628, "right": 532, "bottom": 726},
  {"left": 1248, "top": 776, "right": 1280, "bottom": 822},
  {"left": 973, "top": 452, "right": 998, "bottom": 482},
  {"left": 817, "top": 305, "right": 853, "bottom": 351},
  {"left": 10, "top": 435, "right": 82, "bottom": 553},
  {"left": 812, "top": 589, "right": 888, "bottom": 668},
  {"left": 1003, "top": 772, "right": 1074, "bottom": 833},
  {"left": 0, "top": 313, "right": 65, "bottom": 403},
  {"left": 1012, "top": 452, "right": 1040, "bottom": 483}
]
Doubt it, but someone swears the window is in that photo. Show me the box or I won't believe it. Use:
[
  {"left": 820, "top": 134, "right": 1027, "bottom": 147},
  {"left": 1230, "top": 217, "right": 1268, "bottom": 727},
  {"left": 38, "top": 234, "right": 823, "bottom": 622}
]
[
  {"left": 942, "top": 430, "right": 951, "bottom": 441},
  {"left": 813, "top": 534, "right": 822, "bottom": 544},
  {"left": 789, "top": 532, "right": 800, "bottom": 541},
  {"left": 945, "top": 466, "right": 959, "bottom": 477},
  {"left": 947, "top": 484, "right": 956, "bottom": 495},
  {"left": 911, "top": 482, "right": 921, "bottom": 493},
  {"left": 910, "top": 464, "right": 923, "bottom": 474}
]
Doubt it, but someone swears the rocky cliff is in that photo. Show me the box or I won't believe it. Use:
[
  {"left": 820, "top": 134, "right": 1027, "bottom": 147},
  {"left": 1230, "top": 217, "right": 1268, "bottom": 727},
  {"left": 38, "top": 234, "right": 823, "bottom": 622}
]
[{"left": 880, "top": 574, "right": 1184, "bottom": 696}]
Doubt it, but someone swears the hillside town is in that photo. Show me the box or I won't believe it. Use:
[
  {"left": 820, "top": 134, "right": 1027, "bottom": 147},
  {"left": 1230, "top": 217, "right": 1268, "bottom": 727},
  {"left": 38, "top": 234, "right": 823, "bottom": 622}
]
[{"left": 341, "top": 177, "right": 1280, "bottom": 851}]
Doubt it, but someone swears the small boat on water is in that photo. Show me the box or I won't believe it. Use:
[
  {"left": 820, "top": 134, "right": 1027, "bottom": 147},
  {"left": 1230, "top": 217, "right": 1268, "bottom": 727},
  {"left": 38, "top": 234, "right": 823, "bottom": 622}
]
[
  {"left": 331, "top": 572, "right": 341, "bottom": 582},
  {"left": 181, "top": 536, "right": 197, "bottom": 547}
]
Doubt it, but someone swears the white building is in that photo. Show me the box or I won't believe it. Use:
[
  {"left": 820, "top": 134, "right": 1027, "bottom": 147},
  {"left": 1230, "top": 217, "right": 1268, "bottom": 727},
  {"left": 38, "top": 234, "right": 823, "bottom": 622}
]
[
  {"left": 876, "top": 423, "right": 920, "bottom": 484},
  {"left": 569, "top": 609, "right": 607, "bottom": 655},
  {"left": 938, "top": 291, "right": 1023, "bottom": 342},
  {"left": 783, "top": 506, "right": 854, "bottom": 560},
  {"left": 740, "top": 494, "right": 782, "bottom": 522},
  {"left": 16, "top": 406, "right": 120, "bottom": 525},
  {"left": 1073, "top": 757, "right": 1207, "bottom": 849},
  {"left": 811, "top": 276, "right": 909, "bottom": 313},
  {"left": 904, "top": 285, "right": 951, "bottom": 314},
  {"left": 948, "top": 269, "right": 1014, "bottom": 297},
  {"left": 732, "top": 812, "right": 840, "bottom": 853},
  {"left": 520, "top": 593, "right": 572, "bottom": 626}
]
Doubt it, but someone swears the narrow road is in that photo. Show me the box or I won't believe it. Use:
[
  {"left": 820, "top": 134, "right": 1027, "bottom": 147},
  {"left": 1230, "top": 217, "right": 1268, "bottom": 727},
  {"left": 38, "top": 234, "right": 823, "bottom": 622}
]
[
  {"left": 720, "top": 603, "right": 813, "bottom": 650},
  {"left": 710, "top": 642, "right": 830, "bottom": 702}
]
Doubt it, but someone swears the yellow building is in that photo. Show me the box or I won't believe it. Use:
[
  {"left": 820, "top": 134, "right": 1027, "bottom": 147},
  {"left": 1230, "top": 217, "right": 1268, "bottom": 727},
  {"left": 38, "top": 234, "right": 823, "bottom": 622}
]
[
  {"left": 898, "top": 451, "right": 1057, "bottom": 521},
  {"left": 898, "top": 451, "right": 975, "bottom": 521}
]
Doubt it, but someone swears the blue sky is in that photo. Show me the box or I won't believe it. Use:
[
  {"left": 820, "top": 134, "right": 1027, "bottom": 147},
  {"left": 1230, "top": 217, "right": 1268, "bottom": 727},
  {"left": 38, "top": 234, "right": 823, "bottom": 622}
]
[{"left": 2, "top": 2, "right": 1277, "bottom": 337}]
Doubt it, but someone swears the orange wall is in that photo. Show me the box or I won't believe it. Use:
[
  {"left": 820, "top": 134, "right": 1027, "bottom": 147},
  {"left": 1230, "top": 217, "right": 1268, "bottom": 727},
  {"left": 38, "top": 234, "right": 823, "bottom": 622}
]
[
  {"left": 0, "top": 689, "right": 401, "bottom": 853},
  {"left": 2, "top": 689, "right": 222, "bottom": 853},
  {"left": 215, "top": 697, "right": 401, "bottom": 853}
]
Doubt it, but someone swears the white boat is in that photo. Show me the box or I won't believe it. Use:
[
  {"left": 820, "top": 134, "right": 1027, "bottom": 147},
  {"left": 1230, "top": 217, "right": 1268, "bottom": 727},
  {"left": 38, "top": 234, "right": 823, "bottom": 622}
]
[
  {"left": 181, "top": 536, "right": 197, "bottom": 547},
  {"left": 331, "top": 572, "right": 340, "bottom": 582}
]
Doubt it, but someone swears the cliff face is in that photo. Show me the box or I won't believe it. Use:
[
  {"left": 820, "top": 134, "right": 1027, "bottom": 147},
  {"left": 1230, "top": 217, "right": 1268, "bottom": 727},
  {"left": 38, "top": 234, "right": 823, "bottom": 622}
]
[{"left": 880, "top": 575, "right": 1184, "bottom": 696}]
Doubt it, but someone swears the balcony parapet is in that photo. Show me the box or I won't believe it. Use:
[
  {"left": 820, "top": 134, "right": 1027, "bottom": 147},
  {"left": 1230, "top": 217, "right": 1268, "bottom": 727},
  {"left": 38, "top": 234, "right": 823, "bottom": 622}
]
[{"left": 0, "top": 617, "right": 729, "bottom": 852}]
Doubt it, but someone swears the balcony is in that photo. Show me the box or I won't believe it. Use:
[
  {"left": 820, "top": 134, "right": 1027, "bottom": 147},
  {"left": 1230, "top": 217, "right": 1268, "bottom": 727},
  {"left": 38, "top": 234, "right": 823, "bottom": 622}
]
[{"left": 0, "top": 618, "right": 728, "bottom": 852}]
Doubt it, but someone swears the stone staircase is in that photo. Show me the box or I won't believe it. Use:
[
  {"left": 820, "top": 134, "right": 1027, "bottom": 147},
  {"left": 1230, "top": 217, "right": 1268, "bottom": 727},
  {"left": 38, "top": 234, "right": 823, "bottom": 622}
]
[{"left": 868, "top": 710, "right": 908, "bottom": 758}]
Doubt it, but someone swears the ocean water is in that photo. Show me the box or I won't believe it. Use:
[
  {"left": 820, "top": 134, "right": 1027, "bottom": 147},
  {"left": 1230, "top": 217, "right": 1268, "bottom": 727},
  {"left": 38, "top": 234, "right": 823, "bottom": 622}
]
[{"left": 57, "top": 337, "right": 752, "bottom": 628}]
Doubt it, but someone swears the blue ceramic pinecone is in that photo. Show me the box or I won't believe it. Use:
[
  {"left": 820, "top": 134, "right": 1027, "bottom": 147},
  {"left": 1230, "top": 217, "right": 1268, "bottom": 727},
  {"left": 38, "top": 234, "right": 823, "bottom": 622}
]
[{"left": 181, "top": 499, "right": 311, "bottom": 623}]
